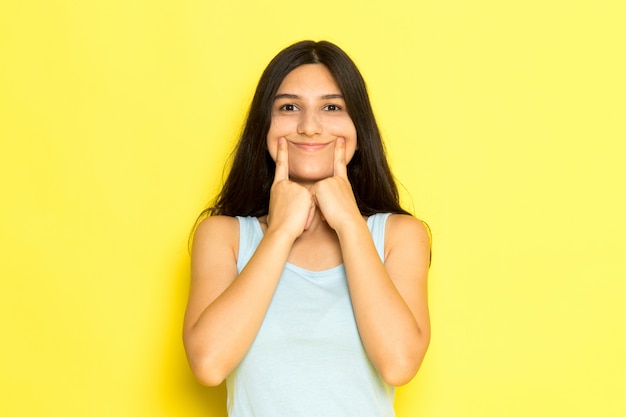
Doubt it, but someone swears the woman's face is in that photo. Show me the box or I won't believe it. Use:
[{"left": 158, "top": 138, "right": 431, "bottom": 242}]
[{"left": 267, "top": 64, "right": 357, "bottom": 185}]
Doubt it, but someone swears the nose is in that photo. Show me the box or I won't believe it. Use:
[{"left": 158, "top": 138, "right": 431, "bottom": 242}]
[{"left": 297, "top": 110, "right": 322, "bottom": 136}]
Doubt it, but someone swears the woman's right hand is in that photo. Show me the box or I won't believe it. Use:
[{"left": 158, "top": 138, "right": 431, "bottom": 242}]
[
  {"left": 267, "top": 138, "right": 315, "bottom": 240},
  {"left": 185, "top": 140, "right": 312, "bottom": 385}
]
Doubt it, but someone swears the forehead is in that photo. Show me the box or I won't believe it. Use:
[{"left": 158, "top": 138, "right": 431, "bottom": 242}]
[{"left": 276, "top": 64, "right": 341, "bottom": 94}]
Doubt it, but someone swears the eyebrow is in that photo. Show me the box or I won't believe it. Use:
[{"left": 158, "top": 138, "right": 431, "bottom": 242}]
[{"left": 274, "top": 93, "right": 344, "bottom": 100}]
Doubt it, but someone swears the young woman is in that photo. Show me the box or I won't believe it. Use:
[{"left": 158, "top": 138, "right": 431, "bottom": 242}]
[{"left": 183, "top": 40, "right": 431, "bottom": 416}]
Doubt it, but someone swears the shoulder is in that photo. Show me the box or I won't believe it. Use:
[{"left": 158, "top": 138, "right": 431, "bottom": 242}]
[
  {"left": 191, "top": 215, "right": 240, "bottom": 260},
  {"left": 193, "top": 215, "right": 240, "bottom": 241},
  {"left": 385, "top": 214, "right": 430, "bottom": 240},
  {"left": 384, "top": 214, "right": 431, "bottom": 261}
]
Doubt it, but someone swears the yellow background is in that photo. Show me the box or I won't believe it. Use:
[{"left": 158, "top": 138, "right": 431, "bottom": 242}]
[{"left": 1, "top": 1, "right": 625, "bottom": 416}]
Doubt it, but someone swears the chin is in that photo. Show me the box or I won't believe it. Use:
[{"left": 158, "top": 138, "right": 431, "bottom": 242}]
[{"left": 289, "top": 169, "right": 333, "bottom": 184}]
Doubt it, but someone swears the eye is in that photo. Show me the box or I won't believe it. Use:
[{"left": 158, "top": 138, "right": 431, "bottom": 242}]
[
  {"left": 323, "top": 104, "right": 342, "bottom": 111},
  {"left": 279, "top": 104, "right": 299, "bottom": 111}
]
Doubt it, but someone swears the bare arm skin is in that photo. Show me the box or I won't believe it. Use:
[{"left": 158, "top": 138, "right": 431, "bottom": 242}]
[
  {"left": 184, "top": 138, "right": 430, "bottom": 387},
  {"left": 183, "top": 138, "right": 313, "bottom": 386},
  {"left": 311, "top": 138, "right": 431, "bottom": 386},
  {"left": 338, "top": 214, "right": 430, "bottom": 386}
]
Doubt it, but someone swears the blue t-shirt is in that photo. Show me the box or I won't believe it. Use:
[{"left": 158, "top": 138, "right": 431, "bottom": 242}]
[{"left": 227, "top": 214, "right": 395, "bottom": 417}]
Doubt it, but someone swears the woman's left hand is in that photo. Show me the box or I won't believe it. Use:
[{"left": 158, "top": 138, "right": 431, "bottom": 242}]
[{"left": 309, "top": 137, "right": 362, "bottom": 233}]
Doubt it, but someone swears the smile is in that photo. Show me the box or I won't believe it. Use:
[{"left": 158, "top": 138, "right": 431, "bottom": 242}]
[{"left": 290, "top": 141, "right": 331, "bottom": 152}]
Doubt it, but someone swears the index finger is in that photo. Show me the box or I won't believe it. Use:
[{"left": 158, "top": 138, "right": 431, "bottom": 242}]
[
  {"left": 333, "top": 137, "right": 347, "bottom": 178},
  {"left": 273, "top": 137, "right": 289, "bottom": 184}
]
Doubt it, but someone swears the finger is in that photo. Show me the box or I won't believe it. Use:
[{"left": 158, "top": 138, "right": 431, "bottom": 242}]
[
  {"left": 304, "top": 200, "right": 316, "bottom": 231},
  {"left": 310, "top": 192, "right": 326, "bottom": 222},
  {"left": 333, "top": 137, "right": 347, "bottom": 178},
  {"left": 273, "top": 137, "right": 289, "bottom": 184}
]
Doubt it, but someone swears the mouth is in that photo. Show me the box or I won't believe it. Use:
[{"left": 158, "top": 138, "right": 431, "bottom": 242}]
[{"left": 289, "top": 140, "right": 332, "bottom": 152}]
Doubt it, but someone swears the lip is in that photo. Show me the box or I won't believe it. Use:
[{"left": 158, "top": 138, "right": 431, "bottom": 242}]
[{"left": 289, "top": 141, "right": 331, "bottom": 152}]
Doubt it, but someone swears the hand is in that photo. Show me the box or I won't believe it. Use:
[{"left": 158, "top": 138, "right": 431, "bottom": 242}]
[
  {"left": 310, "top": 138, "right": 362, "bottom": 233},
  {"left": 267, "top": 138, "right": 316, "bottom": 240}
]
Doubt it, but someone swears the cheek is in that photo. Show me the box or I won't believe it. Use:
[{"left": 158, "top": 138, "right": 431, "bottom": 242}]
[
  {"left": 334, "top": 120, "right": 357, "bottom": 160},
  {"left": 266, "top": 117, "right": 290, "bottom": 161},
  {"left": 266, "top": 135, "right": 277, "bottom": 162},
  {"left": 326, "top": 115, "right": 356, "bottom": 133},
  {"left": 266, "top": 121, "right": 282, "bottom": 162},
  {"left": 345, "top": 139, "right": 357, "bottom": 165},
  {"left": 346, "top": 131, "right": 358, "bottom": 165}
]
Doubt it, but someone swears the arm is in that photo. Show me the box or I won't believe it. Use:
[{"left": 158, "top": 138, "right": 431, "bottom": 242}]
[
  {"left": 183, "top": 216, "right": 294, "bottom": 386},
  {"left": 183, "top": 138, "right": 314, "bottom": 386},
  {"left": 338, "top": 214, "right": 431, "bottom": 386},
  {"left": 311, "top": 138, "right": 431, "bottom": 386}
]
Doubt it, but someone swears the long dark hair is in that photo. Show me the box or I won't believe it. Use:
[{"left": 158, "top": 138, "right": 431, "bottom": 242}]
[{"left": 201, "top": 40, "right": 410, "bottom": 219}]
